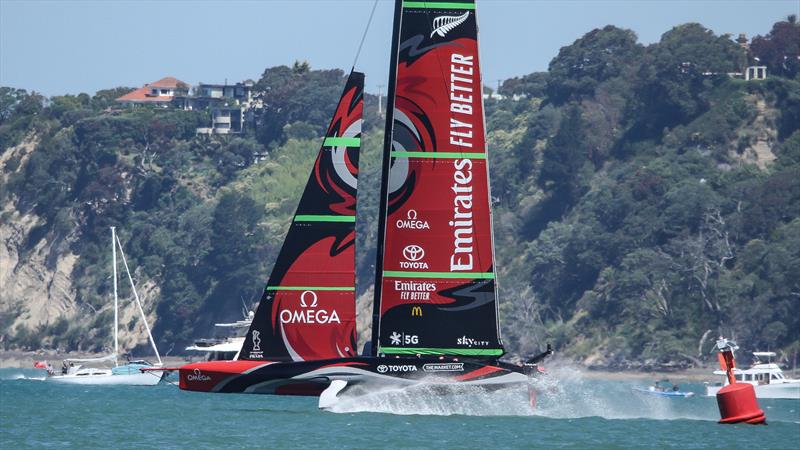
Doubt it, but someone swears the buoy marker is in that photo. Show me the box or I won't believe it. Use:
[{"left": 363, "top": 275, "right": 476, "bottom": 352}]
[{"left": 713, "top": 338, "right": 766, "bottom": 425}]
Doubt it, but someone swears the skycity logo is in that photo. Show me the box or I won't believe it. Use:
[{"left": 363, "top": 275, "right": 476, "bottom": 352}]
[
  {"left": 430, "top": 11, "right": 469, "bottom": 38},
  {"left": 396, "top": 209, "right": 430, "bottom": 230},
  {"left": 400, "top": 244, "right": 429, "bottom": 269},
  {"left": 280, "top": 290, "right": 340, "bottom": 324},
  {"left": 457, "top": 336, "right": 490, "bottom": 347},
  {"left": 186, "top": 368, "right": 212, "bottom": 382}
]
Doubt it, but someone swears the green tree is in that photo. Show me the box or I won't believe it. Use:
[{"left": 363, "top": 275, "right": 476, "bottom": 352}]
[
  {"left": 547, "top": 25, "right": 643, "bottom": 103},
  {"left": 750, "top": 15, "right": 800, "bottom": 79}
]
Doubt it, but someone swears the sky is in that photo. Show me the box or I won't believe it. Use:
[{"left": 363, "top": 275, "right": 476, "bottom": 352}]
[{"left": 1, "top": 0, "right": 798, "bottom": 96}]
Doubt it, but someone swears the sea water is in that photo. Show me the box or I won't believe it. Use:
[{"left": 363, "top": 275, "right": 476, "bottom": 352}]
[{"left": 1, "top": 367, "right": 797, "bottom": 449}]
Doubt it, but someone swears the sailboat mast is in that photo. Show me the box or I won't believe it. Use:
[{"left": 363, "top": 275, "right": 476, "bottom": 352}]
[
  {"left": 370, "top": 0, "right": 404, "bottom": 357},
  {"left": 116, "top": 234, "right": 162, "bottom": 366},
  {"left": 111, "top": 226, "right": 119, "bottom": 366}
]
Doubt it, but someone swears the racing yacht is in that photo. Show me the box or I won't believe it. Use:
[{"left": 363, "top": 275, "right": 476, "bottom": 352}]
[{"left": 173, "top": 0, "right": 551, "bottom": 404}]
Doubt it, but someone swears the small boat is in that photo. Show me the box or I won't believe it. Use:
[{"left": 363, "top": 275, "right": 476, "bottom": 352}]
[
  {"left": 43, "top": 227, "right": 165, "bottom": 386},
  {"left": 705, "top": 351, "right": 800, "bottom": 400},
  {"left": 633, "top": 380, "right": 694, "bottom": 398}
]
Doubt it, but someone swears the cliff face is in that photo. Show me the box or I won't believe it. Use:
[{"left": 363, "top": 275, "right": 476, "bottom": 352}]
[
  {"left": 1, "top": 134, "right": 79, "bottom": 343},
  {"left": 0, "top": 134, "right": 160, "bottom": 354},
  {"left": 0, "top": 204, "right": 78, "bottom": 334}
]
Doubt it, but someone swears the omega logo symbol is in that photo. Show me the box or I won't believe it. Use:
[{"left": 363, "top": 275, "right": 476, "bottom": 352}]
[
  {"left": 403, "top": 245, "right": 425, "bottom": 262},
  {"left": 407, "top": 209, "right": 418, "bottom": 220},
  {"left": 300, "top": 290, "right": 318, "bottom": 308}
]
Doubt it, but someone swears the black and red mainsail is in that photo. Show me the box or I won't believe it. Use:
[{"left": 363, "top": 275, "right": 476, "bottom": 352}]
[
  {"left": 372, "top": 0, "right": 504, "bottom": 358},
  {"left": 240, "top": 71, "right": 364, "bottom": 362}
]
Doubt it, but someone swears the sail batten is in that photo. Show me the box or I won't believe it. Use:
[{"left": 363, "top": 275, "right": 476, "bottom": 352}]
[
  {"left": 390, "top": 151, "right": 487, "bottom": 159},
  {"left": 383, "top": 270, "right": 494, "bottom": 279},
  {"left": 240, "top": 71, "right": 364, "bottom": 362},
  {"left": 372, "top": 0, "right": 504, "bottom": 359},
  {"left": 265, "top": 286, "right": 355, "bottom": 291}
]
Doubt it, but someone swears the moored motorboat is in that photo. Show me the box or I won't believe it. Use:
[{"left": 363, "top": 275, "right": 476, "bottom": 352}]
[
  {"left": 705, "top": 351, "right": 800, "bottom": 400},
  {"left": 185, "top": 312, "right": 253, "bottom": 362}
]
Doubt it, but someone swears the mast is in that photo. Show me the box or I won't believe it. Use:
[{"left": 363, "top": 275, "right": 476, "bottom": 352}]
[
  {"left": 116, "top": 233, "right": 162, "bottom": 365},
  {"left": 370, "top": 0, "right": 404, "bottom": 357},
  {"left": 111, "top": 226, "right": 119, "bottom": 366}
]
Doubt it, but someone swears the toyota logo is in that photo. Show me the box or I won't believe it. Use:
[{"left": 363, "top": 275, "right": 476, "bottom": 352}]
[
  {"left": 402, "top": 245, "right": 425, "bottom": 261},
  {"left": 377, "top": 365, "right": 388, "bottom": 373}
]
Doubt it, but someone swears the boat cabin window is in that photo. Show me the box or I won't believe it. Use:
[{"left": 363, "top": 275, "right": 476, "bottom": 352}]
[{"left": 734, "top": 374, "right": 743, "bottom": 381}]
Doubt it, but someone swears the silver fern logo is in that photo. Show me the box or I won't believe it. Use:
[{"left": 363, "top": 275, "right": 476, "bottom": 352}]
[{"left": 430, "top": 11, "right": 469, "bottom": 38}]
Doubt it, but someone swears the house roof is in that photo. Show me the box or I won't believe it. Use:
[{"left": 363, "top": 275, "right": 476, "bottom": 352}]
[
  {"left": 149, "top": 77, "right": 185, "bottom": 88},
  {"left": 116, "top": 77, "right": 189, "bottom": 103}
]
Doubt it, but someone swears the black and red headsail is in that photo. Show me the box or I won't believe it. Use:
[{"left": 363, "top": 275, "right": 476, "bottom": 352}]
[
  {"left": 240, "top": 71, "right": 364, "bottom": 362},
  {"left": 372, "top": 0, "right": 505, "bottom": 358}
]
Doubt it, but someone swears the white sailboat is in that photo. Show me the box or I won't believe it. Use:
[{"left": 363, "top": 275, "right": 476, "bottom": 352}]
[{"left": 46, "top": 227, "right": 165, "bottom": 385}]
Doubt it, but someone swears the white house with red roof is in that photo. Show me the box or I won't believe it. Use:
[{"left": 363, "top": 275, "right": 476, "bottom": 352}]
[{"left": 116, "top": 76, "right": 190, "bottom": 106}]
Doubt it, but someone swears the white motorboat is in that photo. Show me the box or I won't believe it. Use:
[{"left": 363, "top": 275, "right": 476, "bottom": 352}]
[
  {"left": 185, "top": 312, "right": 252, "bottom": 361},
  {"left": 44, "top": 227, "right": 165, "bottom": 385},
  {"left": 705, "top": 351, "right": 800, "bottom": 399}
]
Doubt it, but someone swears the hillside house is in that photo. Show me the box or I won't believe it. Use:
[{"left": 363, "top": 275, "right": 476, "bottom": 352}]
[
  {"left": 115, "top": 77, "right": 190, "bottom": 107},
  {"left": 175, "top": 81, "right": 254, "bottom": 134}
]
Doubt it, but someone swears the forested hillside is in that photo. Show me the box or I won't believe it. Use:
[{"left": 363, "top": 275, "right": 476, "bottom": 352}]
[{"left": 1, "top": 19, "right": 798, "bottom": 369}]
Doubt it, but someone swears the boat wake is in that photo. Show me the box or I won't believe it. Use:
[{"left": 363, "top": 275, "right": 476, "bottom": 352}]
[
  {"left": 528, "top": 365, "right": 715, "bottom": 421},
  {"left": 0, "top": 369, "right": 47, "bottom": 381},
  {"left": 327, "top": 364, "right": 718, "bottom": 421},
  {"left": 327, "top": 381, "right": 535, "bottom": 416}
]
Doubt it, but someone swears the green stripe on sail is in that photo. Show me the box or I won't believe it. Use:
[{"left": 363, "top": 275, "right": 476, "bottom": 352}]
[
  {"left": 383, "top": 270, "right": 494, "bottom": 279},
  {"left": 323, "top": 137, "right": 360, "bottom": 147},
  {"left": 294, "top": 215, "right": 356, "bottom": 222},
  {"left": 265, "top": 286, "right": 355, "bottom": 291},
  {"left": 381, "top": 347, "right": 503, "bottom": 356},
  {"left": 403, "top": 1, "right": 476, "bottom": 10},
  {"left": 390, "top": 151, "right": 486, "bottom": 159}
]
